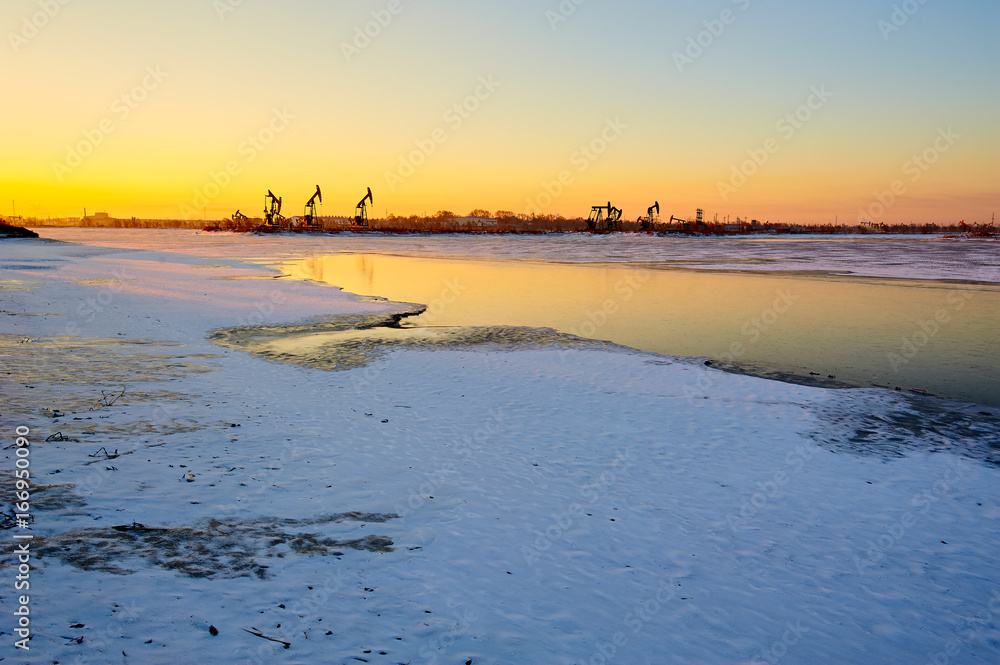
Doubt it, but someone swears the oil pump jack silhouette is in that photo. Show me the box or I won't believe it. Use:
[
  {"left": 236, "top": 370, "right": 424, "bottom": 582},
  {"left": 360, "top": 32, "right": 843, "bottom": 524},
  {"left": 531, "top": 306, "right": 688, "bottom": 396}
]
[
  {"left": 303, "top": 185, "right": 322, "bottom": 229},
  {"left": 638, "top": 201, "right": 660, "bottom": 232},
  {"left": 586, "top": 201, "right": 623, "bottom": 233},
  {"left": 353, "top": 187, "right": 373, "bottom": 230},
  {"left": 264, "top": 190, "right": 285, "bottom": 228}
]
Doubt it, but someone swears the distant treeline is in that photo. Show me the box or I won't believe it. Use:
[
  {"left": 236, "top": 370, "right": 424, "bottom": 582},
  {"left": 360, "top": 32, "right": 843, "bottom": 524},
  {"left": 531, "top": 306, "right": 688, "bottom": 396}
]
[
  {"left": 18, "top": 212, "right": 996, "bottom": 237},
  {"left": 28, "top": 217, "right": 206, "bottom": 229}
]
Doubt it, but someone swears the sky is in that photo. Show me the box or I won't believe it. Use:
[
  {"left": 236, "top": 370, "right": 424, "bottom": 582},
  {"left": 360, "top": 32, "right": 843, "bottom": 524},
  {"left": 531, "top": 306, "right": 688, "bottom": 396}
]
[{"left": 1, "top": 0, "right": 997, "bottom": 223}]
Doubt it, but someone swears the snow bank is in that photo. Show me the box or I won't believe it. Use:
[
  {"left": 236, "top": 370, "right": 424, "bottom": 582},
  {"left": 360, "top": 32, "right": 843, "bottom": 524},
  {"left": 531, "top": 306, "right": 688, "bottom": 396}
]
[{"left": 2, "top": 236, "right": 998, "bottom": 665}]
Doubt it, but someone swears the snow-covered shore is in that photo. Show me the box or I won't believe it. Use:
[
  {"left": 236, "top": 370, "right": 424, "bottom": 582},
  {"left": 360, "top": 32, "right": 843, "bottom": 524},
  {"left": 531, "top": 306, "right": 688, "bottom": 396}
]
[{"left": 2, "top": 236, "right": 999, "bottom": 665}]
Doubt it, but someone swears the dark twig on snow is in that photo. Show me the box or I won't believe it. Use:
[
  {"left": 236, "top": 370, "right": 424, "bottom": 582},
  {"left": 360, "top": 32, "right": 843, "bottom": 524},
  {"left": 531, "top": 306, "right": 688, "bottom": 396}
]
[{"left": 243, "top": 628, "right": 291, "bottom": 649}]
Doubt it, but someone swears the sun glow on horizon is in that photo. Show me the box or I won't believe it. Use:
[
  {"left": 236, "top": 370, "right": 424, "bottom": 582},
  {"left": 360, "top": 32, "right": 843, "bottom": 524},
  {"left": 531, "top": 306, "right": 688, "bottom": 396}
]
[{"left": 2, "top": 0, "right": 997, "bottom": 224}]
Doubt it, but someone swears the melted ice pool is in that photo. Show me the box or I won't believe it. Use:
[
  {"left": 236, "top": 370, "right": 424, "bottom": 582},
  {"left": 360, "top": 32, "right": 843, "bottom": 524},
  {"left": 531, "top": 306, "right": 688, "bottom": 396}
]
[{"left": 278, "top": 253, "right": 1000, "bottom": 407}]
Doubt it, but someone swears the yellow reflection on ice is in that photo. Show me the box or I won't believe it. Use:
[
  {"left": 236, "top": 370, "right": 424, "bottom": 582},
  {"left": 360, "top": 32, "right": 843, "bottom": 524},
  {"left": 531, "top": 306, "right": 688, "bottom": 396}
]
[{"left": 280, "top": 254, "right": 1000, "bottom": 406}]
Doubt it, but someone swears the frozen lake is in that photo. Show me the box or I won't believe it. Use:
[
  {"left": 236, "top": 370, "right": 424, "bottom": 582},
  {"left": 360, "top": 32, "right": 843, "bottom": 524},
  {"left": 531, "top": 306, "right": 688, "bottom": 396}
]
[
  {"left": 5, "top": 228, "right": 1000, "bottom": 664},
  {"left": 27, "top": 228, "right": 1000, "bottom": 405},
  {"left": 28, "top": 228, "right": 1000, "bottom": 282}
]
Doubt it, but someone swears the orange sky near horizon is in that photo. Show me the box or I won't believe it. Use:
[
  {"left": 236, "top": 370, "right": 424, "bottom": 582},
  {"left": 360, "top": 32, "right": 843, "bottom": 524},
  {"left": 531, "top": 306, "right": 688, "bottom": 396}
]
[{"left": 1, "top": 1, "right": 997, "bottom": 224}]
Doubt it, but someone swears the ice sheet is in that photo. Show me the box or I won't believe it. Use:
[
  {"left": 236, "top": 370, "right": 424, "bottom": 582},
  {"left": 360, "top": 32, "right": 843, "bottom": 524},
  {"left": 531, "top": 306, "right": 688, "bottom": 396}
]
[
  {"left": 29, "top": 228, "right": 1000, "bottom": 283},
  {"left": 2, "top": 235, "right": 998, "bottom": 665}
]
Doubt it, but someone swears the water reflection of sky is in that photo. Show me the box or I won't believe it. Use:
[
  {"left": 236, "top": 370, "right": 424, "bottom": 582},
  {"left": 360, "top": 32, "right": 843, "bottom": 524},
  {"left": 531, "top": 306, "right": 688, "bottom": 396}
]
[
  {"left": 33, "top": 229, "right": 1000, "bottom": 284},
  {"left": 281, "top": 253, "right": 1000, "bottom": 407}
]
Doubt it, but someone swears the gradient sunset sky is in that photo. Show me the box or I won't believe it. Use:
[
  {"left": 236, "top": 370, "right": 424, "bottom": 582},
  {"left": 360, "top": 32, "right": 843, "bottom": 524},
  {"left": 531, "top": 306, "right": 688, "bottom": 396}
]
[{"left": 2, "top": 0, "right": 997, "bottom": 223}]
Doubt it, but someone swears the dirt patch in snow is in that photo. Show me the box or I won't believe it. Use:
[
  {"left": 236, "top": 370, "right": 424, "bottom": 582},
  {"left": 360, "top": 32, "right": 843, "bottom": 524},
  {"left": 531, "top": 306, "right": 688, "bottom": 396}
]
[
  {"left": 809, "top": 393, "right": 1000, "bottom": 465},
  {"left": 0, "top": 471, "right": 87, "bottom": 514},
  {"left": 35, "top": 512, "right": 400, "bottom": 579},
  {"left": 0, "top": 335, "right": 218, "bottom": 387},
  {"left": 210, "top": 310, "right": 622, "bottom": 372},
  {"left": 1, "top": 334, "right": 219, "bottom": 424}
]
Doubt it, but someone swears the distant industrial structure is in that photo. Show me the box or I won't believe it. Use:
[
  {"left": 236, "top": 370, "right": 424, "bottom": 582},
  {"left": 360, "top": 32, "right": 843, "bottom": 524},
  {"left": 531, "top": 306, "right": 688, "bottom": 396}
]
[
  {"left": 586, "top": 202, "right": 623, "bottom": 233},
  {"left": 17, "top": 192, "right": 991, "bottom": 237},
  {"left": 233, "top": 185, "right": 379, "bottom": 233},
  {"left": 303, "top": 186, "right": 322, "bottom": 230},
  {"left": 637, "top": 202, "right": 660, "bottom": 232},
  {"left": 353, "top": 187, "right": 373, "bottom": 230}
]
